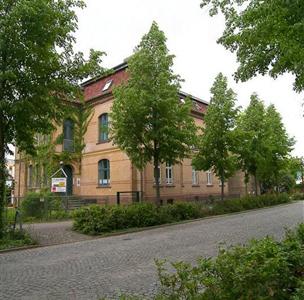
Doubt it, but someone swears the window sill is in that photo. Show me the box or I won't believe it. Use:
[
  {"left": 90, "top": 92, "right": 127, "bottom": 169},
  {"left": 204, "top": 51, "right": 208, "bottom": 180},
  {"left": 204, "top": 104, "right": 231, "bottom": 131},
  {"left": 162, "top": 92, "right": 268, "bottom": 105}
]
[
  {"left": 207, "top": 184, "right": 213, "bottom": 187},
  {"left": 96, "top": 185, "right": 111, "bottom": 189},
  {"left": 96, "top": 140, "right": 110, "bottom": 145},
  {"left": 165, "top": 184, "right": 175, "bottom": 187},
  {"left": 192, "top": 184, "right": 200, "bottom": 187}
]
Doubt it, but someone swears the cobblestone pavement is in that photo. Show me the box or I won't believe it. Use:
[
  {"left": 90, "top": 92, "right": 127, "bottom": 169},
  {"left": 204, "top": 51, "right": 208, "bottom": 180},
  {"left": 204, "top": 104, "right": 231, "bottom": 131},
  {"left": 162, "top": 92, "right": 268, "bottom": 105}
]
[
  {"left": 24, "top": 221, "right": 94, "bottom": 246},
  {"left": 1, "top": 202, "right": 303, "bottom": 300}
]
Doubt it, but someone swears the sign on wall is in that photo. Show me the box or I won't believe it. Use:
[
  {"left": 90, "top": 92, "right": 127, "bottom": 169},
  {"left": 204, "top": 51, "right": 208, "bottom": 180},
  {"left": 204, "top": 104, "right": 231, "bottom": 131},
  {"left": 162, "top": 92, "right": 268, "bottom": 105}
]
[{"left": 51, "top": 178, "right": 67, "bottom": 193}]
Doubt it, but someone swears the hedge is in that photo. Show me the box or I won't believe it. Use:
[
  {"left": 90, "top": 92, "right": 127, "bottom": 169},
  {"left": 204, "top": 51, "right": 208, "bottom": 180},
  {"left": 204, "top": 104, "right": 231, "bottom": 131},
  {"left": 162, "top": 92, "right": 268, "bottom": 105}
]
[
  {"left": 155, "top": 223, "right": 304, "bottom": 300},
  {"left": 72, "top": 193, "right": 290, "bottom": 235}
]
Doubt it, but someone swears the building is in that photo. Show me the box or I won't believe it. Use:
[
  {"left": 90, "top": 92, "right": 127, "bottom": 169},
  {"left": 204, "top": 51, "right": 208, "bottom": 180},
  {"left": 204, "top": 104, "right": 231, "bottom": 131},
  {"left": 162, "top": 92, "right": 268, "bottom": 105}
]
[{"left": 14, "top": 61, "right": 248, "bottom": 205}]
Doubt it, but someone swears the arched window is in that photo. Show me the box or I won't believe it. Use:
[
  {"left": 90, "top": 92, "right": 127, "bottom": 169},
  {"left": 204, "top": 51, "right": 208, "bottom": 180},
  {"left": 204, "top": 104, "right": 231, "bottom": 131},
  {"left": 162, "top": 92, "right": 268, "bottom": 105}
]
[
  {"left": 98, "top": 159, "right": 110, "bottom": 186},
  {"left": 99, "top": 113, "right": 109, "bottom": 142},
  {"left": 63, "top": 119, "right": 74, "bottom": 151}
]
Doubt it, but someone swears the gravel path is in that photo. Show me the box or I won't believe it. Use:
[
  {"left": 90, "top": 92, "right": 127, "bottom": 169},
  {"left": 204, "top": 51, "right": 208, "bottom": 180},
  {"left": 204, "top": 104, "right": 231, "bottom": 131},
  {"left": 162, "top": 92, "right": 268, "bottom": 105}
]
[
  {"left": 24, "top": 221, "right": 94, "bottom": 246},
  {"left": 1, "top": 201, "right": 303, "bottom": 300}
]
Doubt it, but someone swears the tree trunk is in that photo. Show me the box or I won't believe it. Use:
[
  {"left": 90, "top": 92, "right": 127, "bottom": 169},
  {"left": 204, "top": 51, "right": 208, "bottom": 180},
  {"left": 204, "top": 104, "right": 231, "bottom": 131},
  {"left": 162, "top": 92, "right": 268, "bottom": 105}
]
[
  {"left": 0, "top": 116, "right": 6, "bottom": 239},
  {"left": 154, "top": 157, "right": 161, "bottom": 206},
  {"left": 221, "top": 172, "right": 225, "bottom": 201},
  {"left": 254, "top": 174, "right": 258, "bottom": 196}
]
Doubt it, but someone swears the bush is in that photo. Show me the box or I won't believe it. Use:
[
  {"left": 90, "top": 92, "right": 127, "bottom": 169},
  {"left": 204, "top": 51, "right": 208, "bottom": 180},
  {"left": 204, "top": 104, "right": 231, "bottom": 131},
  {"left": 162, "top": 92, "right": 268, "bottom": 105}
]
[
  {"left": 21, "top": 192, "right": 64, "bottom": 219},
  {"left": 291, "top": 193, "right": 304, "bottom": 200},
  {"left": 73, "top": 193, "right": 291, "bottom": 235},
  {"left": 155, "top": 223, "right": 304, "bottom": 300},
  {"left": 21, "top": 192, "right": 45, "bottom": 218},
  {"left": 0, "top": 229, "right": 35, "bottom": 250}
]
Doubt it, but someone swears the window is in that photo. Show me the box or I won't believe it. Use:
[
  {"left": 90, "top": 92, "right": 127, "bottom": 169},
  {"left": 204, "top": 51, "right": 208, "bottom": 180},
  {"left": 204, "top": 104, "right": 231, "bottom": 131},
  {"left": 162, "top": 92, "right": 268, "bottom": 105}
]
[
  {"left": 98, "top": 159, "right": 110, "bottom": 186},
  {"left": 207, "top": 170, "right": 212, "bottom": 186},
  {"left": 192, "top": 167, "right": 199, "bottom": 185},
  {"left": 63, "top": 119, "right": 74, "bottom": 152},
  {"left": 99, "top": 113, "right": 109, "bottom": 142},
  {"left": 35, "top": 164, "right": 40, "bottom": 187},
  {"left": 28, "top": 165, "right": 33, "bottom": 187},
  {"left": 154, "top": 165, "right": 161, "bottom": 184},
  {"left": 165, "top": 163, "right": 173, "bottom": 184},
  {"left": 102, "top": 80, "right": 113, "bottom": 92}
]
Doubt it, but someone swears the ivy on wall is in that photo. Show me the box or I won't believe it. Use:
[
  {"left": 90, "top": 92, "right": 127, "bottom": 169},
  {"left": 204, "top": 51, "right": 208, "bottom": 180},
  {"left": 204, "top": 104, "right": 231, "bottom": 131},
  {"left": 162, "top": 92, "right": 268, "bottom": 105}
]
[{"left": 23, "top": 102, "right": 94, "bottom": 191}]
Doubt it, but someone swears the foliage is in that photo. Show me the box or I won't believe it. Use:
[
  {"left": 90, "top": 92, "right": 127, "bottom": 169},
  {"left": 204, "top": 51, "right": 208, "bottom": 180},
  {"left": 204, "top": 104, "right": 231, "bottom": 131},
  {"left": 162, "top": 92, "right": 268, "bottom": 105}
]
[
  {"left": 111, "top": 22, "right": 197, "bottom": 204},
  {"left": 235, "top": 94, "right": 294, "bottom": 194},
  {"left": 0, "top": 0, "right": 105, "bottom": 238},
  {"left": 291, "top": 193, "right": 304, "bottom": 201},
  {"left": 193, "top": 73, "right": 239, "bottom": 200},
  {"left": 200, "top": 0, "right": 304, "bottom": 92},
  {"left": 155, "top": 223, "right": 304, "bottom": 300},
  {"left": 72, "top": 194, "right": 290, "bottom": 235},
  {"left": 20, "top": 191, "right": 65, "bottom": 219},
  {"left": 0, "top": 229, "right": 34, "bottom": 250}
]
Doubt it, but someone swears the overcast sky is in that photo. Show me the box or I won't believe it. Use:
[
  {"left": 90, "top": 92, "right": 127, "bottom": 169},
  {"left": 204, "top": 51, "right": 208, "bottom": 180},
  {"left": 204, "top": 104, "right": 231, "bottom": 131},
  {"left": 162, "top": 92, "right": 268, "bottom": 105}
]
[
  {"left": 74, "top": 0, "right": 303, "bottom": 157},
  {"left": 67, "top": 1, "right": 300, "bottom": 158}
]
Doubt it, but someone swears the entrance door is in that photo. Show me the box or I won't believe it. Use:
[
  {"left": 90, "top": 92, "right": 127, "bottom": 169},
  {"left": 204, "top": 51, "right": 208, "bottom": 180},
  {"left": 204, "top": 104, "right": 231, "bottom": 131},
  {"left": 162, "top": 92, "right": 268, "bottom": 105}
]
[{"left": 63, "top": 165, "right": 73, "bottom": 196}]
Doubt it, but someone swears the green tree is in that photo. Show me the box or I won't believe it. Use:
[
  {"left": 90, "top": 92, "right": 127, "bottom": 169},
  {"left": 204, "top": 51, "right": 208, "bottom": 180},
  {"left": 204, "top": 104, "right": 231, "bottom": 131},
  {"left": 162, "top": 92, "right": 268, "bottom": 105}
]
[
  {"left": 258, "top": 104, "right": 294, "bottom": 192},
  {"left": 193, "top": 73, "right": 238, "bottom": 200},
  {"left": 200, "top": 0, "right": 304, "bottom": 92},
  {"left": 235, "top": 94, "right": 267, "bottom": 195},
  {"left": 0, "top": 0, "right": 105, "bottom": 238},
  {"left": 111, "top": 22, "right": 197, "bottom": 205}
]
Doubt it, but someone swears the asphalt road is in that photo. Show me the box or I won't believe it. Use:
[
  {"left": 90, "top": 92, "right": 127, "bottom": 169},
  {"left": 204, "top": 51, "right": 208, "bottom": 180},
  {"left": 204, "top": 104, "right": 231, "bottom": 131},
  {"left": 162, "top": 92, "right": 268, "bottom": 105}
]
[{"left": 1, "top": 201, "right": 303, "bottom": 300}]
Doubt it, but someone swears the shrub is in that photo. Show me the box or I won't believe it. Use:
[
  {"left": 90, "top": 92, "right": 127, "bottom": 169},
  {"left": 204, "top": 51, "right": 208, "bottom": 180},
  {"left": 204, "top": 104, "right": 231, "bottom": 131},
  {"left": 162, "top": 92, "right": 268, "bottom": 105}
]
[
  {"left": 72, "top": 194, "right": 291, "bottom": 235},
  {"left": 291, "top": 193, "right": 304, "bottom": 200},
  {"left": 156, "top": 223, "right": 304, "bottom": 300},
  {"left": 21, "top": 192, "right": 45, "bottom": 218},
  {"left": 21, "top": 192, "right": 65, "bottom": 219}
]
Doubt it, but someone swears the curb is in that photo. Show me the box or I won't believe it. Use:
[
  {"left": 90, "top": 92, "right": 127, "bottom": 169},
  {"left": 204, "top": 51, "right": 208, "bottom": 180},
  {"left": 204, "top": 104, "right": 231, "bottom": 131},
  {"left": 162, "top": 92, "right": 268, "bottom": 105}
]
[{"left": 0, "top": 244, "right": 40, "bottom": 254}]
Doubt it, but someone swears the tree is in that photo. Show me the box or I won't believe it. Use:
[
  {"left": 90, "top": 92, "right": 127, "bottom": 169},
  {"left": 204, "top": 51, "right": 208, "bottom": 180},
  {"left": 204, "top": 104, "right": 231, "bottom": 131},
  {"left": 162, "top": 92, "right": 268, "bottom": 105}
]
[
  {"left": 235, "top": 94, "right": 267, "bottom": 195},
  {"left": 0, "top": 0, "right": 105, "bottom": 238},
  {"left": 192, "top": 73, "right": 238, "bottom": 200},
  {"left": 200, "top": 0, "right": 304, "bottom": 92},
  {"left": 258, "top": 104, "right": 294, "bottom": 192},
  {"left": 111, "top": 22, "right": 197, "bottom": 205},
  {"left": 236, "top": 95, "right": 294, "bottom": 194}
]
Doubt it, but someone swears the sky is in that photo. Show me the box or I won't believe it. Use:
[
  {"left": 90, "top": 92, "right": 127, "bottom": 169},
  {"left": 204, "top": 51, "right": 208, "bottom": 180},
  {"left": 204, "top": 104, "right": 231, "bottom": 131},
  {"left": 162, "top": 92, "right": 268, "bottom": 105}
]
[{"left": 73, "top": 0, "right": 303, "bottom": 157}]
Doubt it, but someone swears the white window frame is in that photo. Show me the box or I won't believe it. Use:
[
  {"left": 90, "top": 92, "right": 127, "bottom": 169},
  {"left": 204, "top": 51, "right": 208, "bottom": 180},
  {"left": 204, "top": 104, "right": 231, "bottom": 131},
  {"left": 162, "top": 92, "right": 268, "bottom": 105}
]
[
  {"left": 207, "top": 170, "right": 213, "bottom": 186},
  {"left": 102, "top": 80, "right": 113, "bottom": 92},
  {"left": 192, "top": 167, "right": 199, "bottom": 185},
  {"left": 165, "top": 163, "right": 173, "bottom": 185}
]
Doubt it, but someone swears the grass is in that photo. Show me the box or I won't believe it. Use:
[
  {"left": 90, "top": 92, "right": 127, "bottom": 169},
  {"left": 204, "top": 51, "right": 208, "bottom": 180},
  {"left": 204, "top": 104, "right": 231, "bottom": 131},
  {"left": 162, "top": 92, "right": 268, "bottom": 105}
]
[
  {"left": 0, "top": 229, "right": 36, "bottom": 251},
  {"left": 4, "top": 207, "right": 72, "bottom": 224}
]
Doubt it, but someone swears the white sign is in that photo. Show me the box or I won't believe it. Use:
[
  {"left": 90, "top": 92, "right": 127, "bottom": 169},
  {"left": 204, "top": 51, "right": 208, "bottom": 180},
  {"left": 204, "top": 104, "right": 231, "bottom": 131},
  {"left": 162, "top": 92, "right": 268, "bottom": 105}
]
[{"left": 51, "top": 178, "right": 67, "bottom": 193}]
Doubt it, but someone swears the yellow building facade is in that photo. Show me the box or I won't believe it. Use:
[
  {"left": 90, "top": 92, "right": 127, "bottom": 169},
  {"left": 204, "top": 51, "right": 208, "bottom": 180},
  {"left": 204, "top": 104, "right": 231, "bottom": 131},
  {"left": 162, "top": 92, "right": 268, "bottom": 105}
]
[{"left": 15, "top": 62, "right": 247, "bottom": 205}]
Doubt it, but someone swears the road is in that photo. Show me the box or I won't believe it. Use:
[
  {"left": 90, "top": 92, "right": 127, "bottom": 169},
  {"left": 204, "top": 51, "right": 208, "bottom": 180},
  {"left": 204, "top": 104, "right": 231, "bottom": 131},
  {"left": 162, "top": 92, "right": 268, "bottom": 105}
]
[{"left": 1, "top": 201, "right": 303, "bottom": 300}]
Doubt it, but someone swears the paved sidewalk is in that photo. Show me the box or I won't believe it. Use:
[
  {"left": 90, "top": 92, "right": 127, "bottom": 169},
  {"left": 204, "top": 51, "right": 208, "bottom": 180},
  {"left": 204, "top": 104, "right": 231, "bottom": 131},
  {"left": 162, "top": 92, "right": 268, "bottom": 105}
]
[
  {"left": 24, "top": 221, "right": 94, "bottom": 246},
  {"left": 1, "top": 202, "right": 303, "bottom": 300}
]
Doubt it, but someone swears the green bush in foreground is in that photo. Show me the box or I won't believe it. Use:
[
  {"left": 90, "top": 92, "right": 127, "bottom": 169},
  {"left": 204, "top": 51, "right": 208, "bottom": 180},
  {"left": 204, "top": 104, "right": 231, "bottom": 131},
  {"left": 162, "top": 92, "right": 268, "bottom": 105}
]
[
  {"left": 73, "top": 193, "right": 290, "bottom": 235},
  {"left": 155, "top": 223, "right": 304, "bottom": 300}
]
